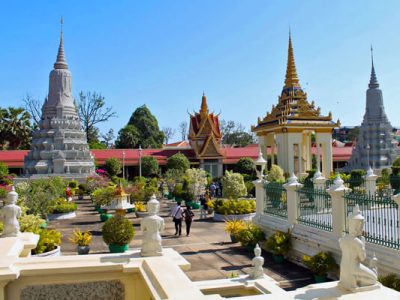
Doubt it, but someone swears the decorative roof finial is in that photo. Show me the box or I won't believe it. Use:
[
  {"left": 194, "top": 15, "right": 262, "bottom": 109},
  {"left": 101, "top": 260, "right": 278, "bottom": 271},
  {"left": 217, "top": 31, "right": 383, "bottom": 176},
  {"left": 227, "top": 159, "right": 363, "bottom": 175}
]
[
  {"left": 369, "top": 45, "right": 379, "bottom": 89},
  {"left": 54, "top": 17, "right": 68, "bottom": 70},
  {"left": 284, "top": 29, "right": 300, "bottom": 89},
  {"left": 200, "top": 92, "right": 208, "bottom": 115}
]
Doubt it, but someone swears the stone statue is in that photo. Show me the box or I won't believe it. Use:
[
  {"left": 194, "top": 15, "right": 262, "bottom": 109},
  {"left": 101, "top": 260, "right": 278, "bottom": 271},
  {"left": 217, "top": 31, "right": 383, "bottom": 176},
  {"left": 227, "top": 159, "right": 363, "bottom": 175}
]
[
  {"left": 0, "top": 186, "right": 22, "bottom": 237},
  {"left": 249, "top": 244, "right": 265, "bottom": 279},
  {"left": 339, "top": 205, "right": 378, "bottom": 291},
  {"left": 140, "top": 195, "right": 165, "bottom": 257}
]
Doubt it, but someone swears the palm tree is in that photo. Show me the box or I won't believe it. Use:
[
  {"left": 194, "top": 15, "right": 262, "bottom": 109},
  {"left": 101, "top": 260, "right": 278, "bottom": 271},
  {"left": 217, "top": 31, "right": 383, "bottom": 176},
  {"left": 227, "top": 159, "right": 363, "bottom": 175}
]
[{"left": 0, "top": 107, "right": 33, "bottom": 149}]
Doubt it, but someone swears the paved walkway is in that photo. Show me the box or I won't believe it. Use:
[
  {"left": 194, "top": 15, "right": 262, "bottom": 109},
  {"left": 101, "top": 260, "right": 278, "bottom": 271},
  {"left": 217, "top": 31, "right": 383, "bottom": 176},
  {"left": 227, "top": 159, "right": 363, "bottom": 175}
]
[{"left": 49, "top": 197, "right": 315, "bottom": 290}]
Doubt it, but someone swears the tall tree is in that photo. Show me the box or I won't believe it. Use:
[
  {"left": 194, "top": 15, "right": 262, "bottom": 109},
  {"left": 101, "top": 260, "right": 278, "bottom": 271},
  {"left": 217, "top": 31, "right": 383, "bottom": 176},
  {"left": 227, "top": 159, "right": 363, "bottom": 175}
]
[
  {"left": 23, "top": 94, "right": 43, "bottom": 126},
  {"left": 220, "top": 119, "right": 255, "bottom": 147},
  {"left": 77, "top": 91, "right": 117, "bottom": 143},
  {"left": 179, "top": 121, "right": 188, "bottom": 141},
  {"left": 116, "top": 105, "right": 164, "bottom": 149},
  {"left": 101, "top": 128, "right": 115, "bottom": 148},
  {"left": 0, "top": 107, "right": 33, "bottom": 150},
  {"left": 162, "top": 127, "right": 175, "bottom": 144},
  {"left": 115, "top": 125, "right": 140, "bottom": 149}
]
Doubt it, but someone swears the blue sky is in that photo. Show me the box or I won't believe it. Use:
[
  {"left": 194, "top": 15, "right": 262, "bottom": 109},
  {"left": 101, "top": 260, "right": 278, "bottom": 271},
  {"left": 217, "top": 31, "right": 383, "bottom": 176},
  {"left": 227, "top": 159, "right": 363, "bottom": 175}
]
[{"left": 1, "top": 1, "right": 400, "bottom": 142}]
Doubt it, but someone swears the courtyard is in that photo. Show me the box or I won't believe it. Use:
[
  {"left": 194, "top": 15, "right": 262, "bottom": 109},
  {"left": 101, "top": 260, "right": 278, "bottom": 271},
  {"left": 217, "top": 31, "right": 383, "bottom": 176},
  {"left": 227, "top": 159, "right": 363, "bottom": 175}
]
[{"left": 52, "top": 196, "right": 315, "bottom": 290}]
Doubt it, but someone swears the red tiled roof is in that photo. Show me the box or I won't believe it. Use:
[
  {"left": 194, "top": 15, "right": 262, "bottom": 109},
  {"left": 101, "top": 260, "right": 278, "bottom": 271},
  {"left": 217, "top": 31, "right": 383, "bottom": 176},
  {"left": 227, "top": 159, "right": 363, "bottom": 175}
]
[{"left": 0, "top": 145, "right": 353, "bottom": 168}]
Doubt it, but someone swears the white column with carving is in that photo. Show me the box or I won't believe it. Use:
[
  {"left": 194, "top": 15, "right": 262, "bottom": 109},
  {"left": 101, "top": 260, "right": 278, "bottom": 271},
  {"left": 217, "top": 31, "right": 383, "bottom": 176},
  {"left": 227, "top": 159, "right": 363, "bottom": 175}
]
[{"left": 365, "top": 167, "right": 378, "bottom": 196}]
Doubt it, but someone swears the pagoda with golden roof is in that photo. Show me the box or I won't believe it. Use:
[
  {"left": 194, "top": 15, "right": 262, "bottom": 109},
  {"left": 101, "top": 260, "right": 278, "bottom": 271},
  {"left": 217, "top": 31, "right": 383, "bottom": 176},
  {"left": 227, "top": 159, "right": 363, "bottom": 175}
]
[
  {"left": 252, "top": 32, "right": 339, "bottom": 177},
  {"left": 188, "top": 93, "right": 223, "bottom": 177}
]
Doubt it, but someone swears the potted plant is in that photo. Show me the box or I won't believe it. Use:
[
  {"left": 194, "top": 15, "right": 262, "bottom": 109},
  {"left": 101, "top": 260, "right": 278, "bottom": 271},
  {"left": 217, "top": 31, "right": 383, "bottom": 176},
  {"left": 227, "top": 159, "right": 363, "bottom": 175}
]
[
  {"left": 91, "top": 186, "right": 115, "bottom": 221},
  {"left": 224, "top": 219, "right": 245, "bottom": 243},
  {"left": 102, "top": 215, "right": 135, "bottom": 253},
  {"left": 135, "top": 201, "right": 149, "bottom": 218},
  {"left": 235, "top": 222, "right": 265, "bottom": 249},
  {"left": 69, "top": 229, "right": 92, "bottom": 255},
  {"left": 32, "top": 229, "right": 62, "bottom": 257},
  {"left": 302, "top": 251, "right": 336, "bottom": 283},
  {"left": 48, "top": 198, "right": 77, "bottom": 220},
  {"left": 265, "top": 230, "right": 291, "bottom": 264}
]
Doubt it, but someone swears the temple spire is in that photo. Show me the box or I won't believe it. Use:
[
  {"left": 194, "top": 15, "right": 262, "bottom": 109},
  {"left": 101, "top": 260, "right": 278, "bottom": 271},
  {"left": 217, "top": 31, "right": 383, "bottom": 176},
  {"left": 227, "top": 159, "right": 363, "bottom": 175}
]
[
  {"left": 369, "top": 45, "right": 379, "bottom": 89},
  {"left": 283, "top": 30, "right": 300, "bottom": 89},
  {"left": 54, "top": 17, "right": 68, "bottom": 70},
  {"left": 200, "top": 92, "right": 209, "bottom": 115}
]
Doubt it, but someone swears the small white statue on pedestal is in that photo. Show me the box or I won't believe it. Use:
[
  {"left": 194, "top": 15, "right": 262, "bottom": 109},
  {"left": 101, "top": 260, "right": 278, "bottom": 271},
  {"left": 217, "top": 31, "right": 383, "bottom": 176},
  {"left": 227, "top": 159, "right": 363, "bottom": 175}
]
[
  {"left": 140, "top": 194, "right": 165, "bottom": 257},
  {"left": 339, "top": 205, "right": 378, "bottom": 291},
  {"left": 0, "top": 186, "right": 22, "bottom": 238},
  {"left": 249, "top": 244, "right": 265, "bottom": 279}
]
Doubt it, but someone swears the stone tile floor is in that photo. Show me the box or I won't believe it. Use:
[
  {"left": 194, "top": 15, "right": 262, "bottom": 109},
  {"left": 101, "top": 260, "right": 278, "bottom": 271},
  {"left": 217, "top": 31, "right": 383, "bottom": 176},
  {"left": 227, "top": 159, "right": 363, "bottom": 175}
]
[{"left": 49, "top": 197, "right": 315, "bottom": 290}]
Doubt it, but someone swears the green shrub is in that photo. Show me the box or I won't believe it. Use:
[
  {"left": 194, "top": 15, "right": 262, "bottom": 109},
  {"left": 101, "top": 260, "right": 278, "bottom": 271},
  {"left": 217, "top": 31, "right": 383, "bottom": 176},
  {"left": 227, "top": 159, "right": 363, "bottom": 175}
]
[
  {"left": 142, "top": 156, "right": 159, "bottom": 177},
  {"left": 212, "top": 198, "right": 256, "bottom": 215},
  {"left": 302, "top": 252, "right": 336, "bottom": 276},
  {"left": 0, "top": 162, "right": 9, "bottom": 177},
  {"left": 68, "top": 180, "right": 78, "bottom": 189},
  {"left": 265, "top": 230, "right": 291, "bottom": 255},
  {"left": 236, "top": 223, "right": 265, "bottom": 247},
  {"left": 32, "top": 229, "right": 62, "bottom": 255},
  {"left": 104, "top": 158, "right": 122, "bottom": 177},
  {"left": 91, "top": 186, "right": 116, "bottom": 207},
  {"left": 268, "top": 165, "right": 285, "bottom": 183},
  {"left": 22, "top": 177, "right": 67, "bottom": 218},
  {"left": 49, "top": 199, "right": 77, "bottom": 214},
  {"left": 222, "top": 171, "right": 247, "bottom": 199},
  {"left": 167, "top": 153, "right": 190, "bottom": 172},
  {"left": 102, "top": 215, "right": 135, "bottom": 246},
  {"left": 0, "top": 222, "right": 3, "bottom": 233},
  {"left": 379, "top": 273, "right": 400, "bottom": 291},
  {"left": 244, "top": 181, "right": 255, "bottom": 197},
  {"left": 19, "top": 214, "right": 45, "bottom": 234},
  {"left": 78, "top": 183, "right": 88, "bottom": 193},
  {"left": 234, "top": 157, "right": 255, "bottom": 175}
]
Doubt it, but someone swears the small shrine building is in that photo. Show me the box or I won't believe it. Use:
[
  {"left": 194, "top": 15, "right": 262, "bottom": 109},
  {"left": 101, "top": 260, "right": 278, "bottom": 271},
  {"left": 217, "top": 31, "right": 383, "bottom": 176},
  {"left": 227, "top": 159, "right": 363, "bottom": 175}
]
[{"left": 252, "top": 33, "right": 339, "bottom": 177}]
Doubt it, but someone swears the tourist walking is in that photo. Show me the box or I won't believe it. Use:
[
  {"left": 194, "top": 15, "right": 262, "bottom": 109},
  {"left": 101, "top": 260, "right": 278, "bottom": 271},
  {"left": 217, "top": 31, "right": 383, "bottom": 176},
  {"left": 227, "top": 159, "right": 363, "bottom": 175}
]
[
  {"left": 182, "top": 206, "right": 195, "bottom": 236},
  {"left": 171, "top": 201, "right": 183, "bottom": 236},
  {"left": 199, "top": 194, "right": 208, "bottom": 219},
  {"left": 210, "top": 183, "right": 216, "bottom": 198}
]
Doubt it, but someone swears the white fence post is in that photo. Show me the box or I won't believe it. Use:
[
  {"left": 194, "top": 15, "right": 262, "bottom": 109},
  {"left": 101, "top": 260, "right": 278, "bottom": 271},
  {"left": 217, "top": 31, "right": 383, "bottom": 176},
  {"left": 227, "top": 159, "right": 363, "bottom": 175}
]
[
  {"left": 327, "top": 174, "right": 350, "bottom": 237},
  {"left": 313, "top": 170, "right": 326, "bottom": 190},
  {"left": 284, "top": 173, "right": 303, "bottom": 226},
  {"left": 365, "top": 167, "right": 378, "bottom": 196},
  {"left": 254, "top": 178, "right": 267, "bottom": 218}
]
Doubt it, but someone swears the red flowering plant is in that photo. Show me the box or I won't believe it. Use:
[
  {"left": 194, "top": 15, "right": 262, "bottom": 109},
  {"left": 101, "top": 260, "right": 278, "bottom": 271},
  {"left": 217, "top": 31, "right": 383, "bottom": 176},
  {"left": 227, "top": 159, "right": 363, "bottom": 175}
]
[
  {"left": 65, "top": 186, "right": 73, "bottom": 198},
  {"left": 0, "top": 184, "right": 11, "bottom": 199},
  {"left": 96, "top": 169, "right": 107, "bottom": 177},
  {"left": 86, "top": 174, "right": 111, "bottom": 194}
]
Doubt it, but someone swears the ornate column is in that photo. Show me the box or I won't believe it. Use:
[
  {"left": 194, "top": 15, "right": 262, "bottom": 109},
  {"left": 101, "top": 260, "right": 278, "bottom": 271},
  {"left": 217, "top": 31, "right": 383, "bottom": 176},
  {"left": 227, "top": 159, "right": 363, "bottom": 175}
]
[
  {"left": 297, "top": 143, "right": 302, "bottom": 176},
  {"left": 313, "top": 170, "right": 326, "bottom": 190},
  {"left": 254, "top": 179, "right": 266, "bottom": 217},
  {"left": 284, "top": 173, "right": 303, "bottom": 226},
  {"left": 327, "top": 174, "right": 350, "bottom": 237}
]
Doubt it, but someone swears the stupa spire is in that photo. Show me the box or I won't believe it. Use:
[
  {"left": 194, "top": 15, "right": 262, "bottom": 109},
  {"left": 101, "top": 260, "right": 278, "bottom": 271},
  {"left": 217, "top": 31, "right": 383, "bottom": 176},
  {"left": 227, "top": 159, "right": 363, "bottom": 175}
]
[
  {"left": 369, "top": 46, "right": 379, "bottom": 89},
  {"left": 200, "top": 91, "right": 209, "bottom": 115},
  {"left": 284, "top": 30, "right": 300, "bottom": 89},
  {"left": 54, "top": 17, "right": 68, "bottom": 70}
]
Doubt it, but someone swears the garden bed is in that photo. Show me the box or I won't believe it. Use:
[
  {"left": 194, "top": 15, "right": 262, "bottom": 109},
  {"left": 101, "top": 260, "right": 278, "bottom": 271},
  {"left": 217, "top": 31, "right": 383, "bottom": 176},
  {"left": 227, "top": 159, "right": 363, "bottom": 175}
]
[
  {"left": 32, "top": 246, "right": 61, "bottom": 257},
  {"left": 48, "top": 211, "right": 76, "bottom": 220},
  {"left": 213, "top": 212, "right": 256, "bottom": 222}
]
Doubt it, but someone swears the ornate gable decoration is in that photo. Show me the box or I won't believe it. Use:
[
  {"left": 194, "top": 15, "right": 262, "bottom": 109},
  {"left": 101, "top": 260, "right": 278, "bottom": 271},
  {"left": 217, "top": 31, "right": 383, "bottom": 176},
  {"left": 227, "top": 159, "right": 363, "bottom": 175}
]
[{"left": 188, "top": 94, "right": 222, "bottom": 158}]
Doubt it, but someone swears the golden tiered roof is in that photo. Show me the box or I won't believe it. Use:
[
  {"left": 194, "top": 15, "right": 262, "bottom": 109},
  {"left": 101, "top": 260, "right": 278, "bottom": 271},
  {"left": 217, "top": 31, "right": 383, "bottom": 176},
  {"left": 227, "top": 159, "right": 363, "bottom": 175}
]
[{"left": 253, "top": 33, "right": 339, "bottom": 134}]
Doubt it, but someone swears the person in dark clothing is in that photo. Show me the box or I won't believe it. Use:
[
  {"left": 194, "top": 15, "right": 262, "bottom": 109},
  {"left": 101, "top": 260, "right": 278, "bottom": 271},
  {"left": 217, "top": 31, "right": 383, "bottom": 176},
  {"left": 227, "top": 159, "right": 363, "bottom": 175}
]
[
  {"left": 182, "top": 206, "right": 195, "bottom": 236},
  {"left": 199, "top": 194, "right": 208, "bottom": 219},
  {"left": 171, "top": 202, "right": 184, "bottom": 236}
]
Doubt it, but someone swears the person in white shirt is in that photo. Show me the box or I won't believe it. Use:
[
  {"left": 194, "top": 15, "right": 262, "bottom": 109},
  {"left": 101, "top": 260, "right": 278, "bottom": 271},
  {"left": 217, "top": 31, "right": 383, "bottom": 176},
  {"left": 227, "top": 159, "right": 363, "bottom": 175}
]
[{"left": 171, "top": 202, "right": 184, "bottom": 236}]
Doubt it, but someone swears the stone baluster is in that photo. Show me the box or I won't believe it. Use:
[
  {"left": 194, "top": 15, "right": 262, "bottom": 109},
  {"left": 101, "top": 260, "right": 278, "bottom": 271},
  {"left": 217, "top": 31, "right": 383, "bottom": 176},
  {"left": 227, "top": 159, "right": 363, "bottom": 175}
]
[
  {"left": 364, "top": 167, "right": 378, "bottom": 196},
  {"left": 253, "top": 178, "right": 267, "bottom": 218},
  {"left": 284, "top": 173, "right": 303, "bottom": 226},
  {"left": 327, "top": 174, "right": 350, "bottom": 237}
]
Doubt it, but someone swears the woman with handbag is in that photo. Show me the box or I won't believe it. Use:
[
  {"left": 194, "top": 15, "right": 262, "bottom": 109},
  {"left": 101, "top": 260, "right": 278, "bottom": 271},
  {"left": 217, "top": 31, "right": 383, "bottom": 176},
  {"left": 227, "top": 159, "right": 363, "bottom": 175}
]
[{"left": 182, "top": 206, "right": 195, "bottom": 236}]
